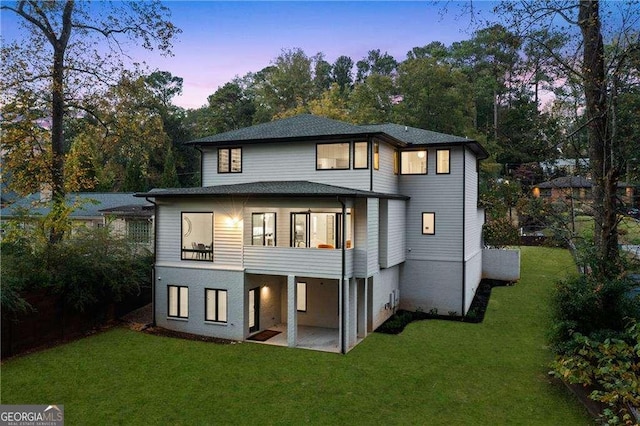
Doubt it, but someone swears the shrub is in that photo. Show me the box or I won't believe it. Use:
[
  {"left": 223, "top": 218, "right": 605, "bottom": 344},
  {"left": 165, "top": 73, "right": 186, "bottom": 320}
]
[
  {"left": 550, "top": 322, "right": 640, "bottom": 425},
  {"left": 549, "top": 273, "right": 640, "bottom": 354},
  {"left": 483, "top": 217, "right": 520, "bottom": 248},
  {"left": 1, "top": 224, "right": 153, "bottom": 313}
]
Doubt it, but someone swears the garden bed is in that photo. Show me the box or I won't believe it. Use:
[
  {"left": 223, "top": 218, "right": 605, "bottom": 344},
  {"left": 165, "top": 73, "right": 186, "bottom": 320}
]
[{"left": 376, "top": 279, "right": 511, "bottom": 334}]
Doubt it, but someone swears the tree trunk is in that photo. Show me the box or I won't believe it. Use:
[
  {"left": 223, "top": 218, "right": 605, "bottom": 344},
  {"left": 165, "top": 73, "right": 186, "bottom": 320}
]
[
  {"left": 578, "top": 0, "right": 620, "bottom": 278},
  {"left": 48, "top": 0, "right": 75, "bottom": 244}
]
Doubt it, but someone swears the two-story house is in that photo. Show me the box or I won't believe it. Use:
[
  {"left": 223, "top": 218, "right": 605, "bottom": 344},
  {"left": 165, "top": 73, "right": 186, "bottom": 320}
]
[{"left": 137, "top": 114, "right": 489, "bottom": 353}]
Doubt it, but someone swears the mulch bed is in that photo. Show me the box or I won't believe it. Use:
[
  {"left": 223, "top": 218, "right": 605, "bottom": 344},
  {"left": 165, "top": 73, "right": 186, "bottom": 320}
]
[
  {"left": 376, "top": 279, "right": 512, "bottom": 334},
  {"left": 141, "top": 326, "right": 235, "bottom": 345}
]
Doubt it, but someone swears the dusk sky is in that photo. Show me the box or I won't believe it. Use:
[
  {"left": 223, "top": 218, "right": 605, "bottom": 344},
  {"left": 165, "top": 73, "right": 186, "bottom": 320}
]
[{"left": 1, "top": 1, "right": 497, "bottom": 109}]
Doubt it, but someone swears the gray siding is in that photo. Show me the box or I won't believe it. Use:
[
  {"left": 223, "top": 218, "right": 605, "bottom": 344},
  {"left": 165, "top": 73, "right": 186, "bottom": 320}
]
[
  {"left": 155, "top": 199, "right": 242, "bottom": 268},
  {"left": 379, "top": 199, "right": 406, "bottom": 268},
  {"left": 401, "top": 147, "right": 465, "bottom": 261},
  {"left": 203, "top": 141, "right": 371, "bottom": 191},
  {"left": 154, "top": 266, "right": 245, "bottom": 340},
  {"left": 367, "top": 198, "right": 380, "bottom": 276},
  {"left": 372, "top": 139, "right": 400, "bottom": 194},
  {"left": 214, "top": 212, "right": 243, "bottom": 266},
  {"left": 353, "top": 198, "right": 368, "bottom": 277},
  {"left": 370, "top": 266, "right": 400, "bottom": 330},
  {"left": 244, "top": 246, "right": 352, "bottom": 279},
  {"left": 464, "top": 148, "right": 483, "bottom": 260},
  {"left": 399, "top": 259, "right": 463, "bottom": 315},
  {"left": 464, "top": 251, "right": 482, "bottom": 314}
]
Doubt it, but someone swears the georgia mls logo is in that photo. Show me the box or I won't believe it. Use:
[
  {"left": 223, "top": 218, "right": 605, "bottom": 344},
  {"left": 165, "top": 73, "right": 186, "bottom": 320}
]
[{"left": 0, "top": 404, "right": 64, "bottom": 426}]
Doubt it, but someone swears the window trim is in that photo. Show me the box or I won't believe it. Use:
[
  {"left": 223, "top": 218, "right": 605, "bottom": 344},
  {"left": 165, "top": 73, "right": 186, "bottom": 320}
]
[
  {"left": 297, "top": 282, "right": 307, "bottom": 312},
  {"left": 290, "top": 211, "right": 351, "bottom": 248},
  {"left": 316, "top": 142, "right": 351, "bottom": 171},
  {"left": 401, "top": 150, "right": 428, "bottom": 175},
  {"left": 181, "top": 211, "right": 214, "bottom": 262},
  {"left": 168, "top": 285, "right": 189, "bottom": 319},
  {"left": 252, "top": 212, "right": 276, "bottom": 246},
  {"left": 205, "top": 288, "right": 228, "bottom": 323},
  {"left": 218, "top": 147, "right": 242, "bottom": 174},
  {"left": 422, "top": 212, "right": 435, "bottom": 235},
  {"left": 353, "top": 141, "right": 369, "bottom": 169},
  {"left": 373, "top": 141, "right": 380, "bottom": 170},
  {"left": 436, "top": 149, "right": 451, "bottom": 175},
  {"left": 393, "top": 150, "right": 399, "bottom": 175}
]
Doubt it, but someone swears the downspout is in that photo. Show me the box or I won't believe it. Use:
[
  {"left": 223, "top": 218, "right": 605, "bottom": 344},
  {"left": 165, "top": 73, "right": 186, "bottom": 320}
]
[
  {"left": 146, "top": 197, "right": 158, "bottom": 327},
  {"left": 461, "top": 148, "right": 467, "bottom": 317},
  {"left": 338, "top": 196, "right": 347, "bottom": 354}
]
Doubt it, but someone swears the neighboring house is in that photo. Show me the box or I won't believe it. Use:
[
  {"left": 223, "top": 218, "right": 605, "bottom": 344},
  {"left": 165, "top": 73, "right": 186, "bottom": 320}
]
[
  {"left": 137, "top": 114, "right": 498, "bottom": 353},
  {"left": 532, "top": 176, "right": 635, "bottom": 207},
  {"left": 99, "top": 203, "right": 155, "bottom": 251},
  {"left": 0, "top": 192, "right": 154, "bottom": 248},
  {"left": 540, "top": 158, "right": 590, "bottom": 178}
]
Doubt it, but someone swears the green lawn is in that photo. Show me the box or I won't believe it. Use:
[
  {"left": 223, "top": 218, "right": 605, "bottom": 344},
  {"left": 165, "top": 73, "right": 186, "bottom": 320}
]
[
  {"left": 1, "top": 247, "right": 592, "bottom": 425},
  {"left": 574, "top": 214, "right": 640, "bottom": 245}
]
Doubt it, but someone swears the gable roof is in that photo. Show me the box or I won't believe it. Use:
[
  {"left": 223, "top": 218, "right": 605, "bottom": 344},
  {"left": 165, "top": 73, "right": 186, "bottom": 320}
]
[
  {"left": 0, "top": 192, "right": 153, "bottom": 219},
  {"left": 186, "top": 114, "right": 487, "bottom": 158},
  {"left": 136, "top": 181, "right": 409, "bottom": 200}
]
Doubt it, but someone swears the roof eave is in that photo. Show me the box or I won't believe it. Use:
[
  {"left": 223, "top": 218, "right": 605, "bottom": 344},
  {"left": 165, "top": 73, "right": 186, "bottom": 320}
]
[
  {"left": 186, "top": 132, "right": 391, "bottom": 147},
  {"left": 135, "top": 191, "right": 409, "bottom": 201}
]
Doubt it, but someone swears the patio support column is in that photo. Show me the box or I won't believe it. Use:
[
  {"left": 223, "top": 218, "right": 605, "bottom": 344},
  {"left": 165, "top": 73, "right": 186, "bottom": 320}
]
[
  {"left": 349, "top": 277, "right": 357, "bottom": 347},
  {"left": 340, "top": 276, "right": 349, "bottom": 353},
  {"left": 357, "top": 278, "right": 367, "bottom": 339},
  {"left": 287, "top": 275, "right": 297, "bottom": 348}
]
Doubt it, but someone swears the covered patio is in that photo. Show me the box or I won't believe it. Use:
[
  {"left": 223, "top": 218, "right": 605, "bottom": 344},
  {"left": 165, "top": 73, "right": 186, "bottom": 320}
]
[{"left": 248, "top": 324, "right": 340, "bottom": 353}]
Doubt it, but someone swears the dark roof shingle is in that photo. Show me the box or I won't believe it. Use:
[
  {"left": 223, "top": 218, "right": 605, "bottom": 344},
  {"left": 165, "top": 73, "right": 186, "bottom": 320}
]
[
  {"left": 136, "top": 181, "right": 409, "bottom": 200},
  {"left": 187, "top": 114, "right": 488, "bottom": 159},
  {"left": 188, "top": 114, "right": 377, "bottom": 144}
]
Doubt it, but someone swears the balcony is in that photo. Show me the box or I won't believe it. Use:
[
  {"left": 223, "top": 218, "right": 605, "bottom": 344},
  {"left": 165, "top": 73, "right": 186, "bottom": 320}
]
[{"left": 243, "top": 246, "right": 354, "bottom": 278}]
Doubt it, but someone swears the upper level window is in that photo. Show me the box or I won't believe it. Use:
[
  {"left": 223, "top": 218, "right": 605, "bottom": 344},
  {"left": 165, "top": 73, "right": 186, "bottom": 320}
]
[
  {"left": 218, "top": 148, "right": 242, "bottom": 173},
  {"left": 436, "top": 149, "right": 450, "bottom": 174},
  {"left": 181, "top": 212, "right": 213, "bottom": 261},
  {"left": 291, "top": 212, "right": 352, "bottom": 249},
  {"left": 354, "top": 142, "right": 368, "bottom": 169},
  {"left": 252, "top": 213, "right": 276, "bottom": 246},
  {"left": 373, "top": 142, "right": 380, "bottom": 170},
  {"left": 401, "top": 150, "right": 427, "bottom": 174},
  {"left": 317, "top": 143, "right": 350, "bottom": 170}
]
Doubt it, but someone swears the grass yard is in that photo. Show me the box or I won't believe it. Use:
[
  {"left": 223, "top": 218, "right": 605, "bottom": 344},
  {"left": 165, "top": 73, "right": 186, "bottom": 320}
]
[
  {"left": 1, "top": 247, "right": 592, "bottom": 425},
  {"left": 574, "top": 214, "right": 640, "bottom": 245}
]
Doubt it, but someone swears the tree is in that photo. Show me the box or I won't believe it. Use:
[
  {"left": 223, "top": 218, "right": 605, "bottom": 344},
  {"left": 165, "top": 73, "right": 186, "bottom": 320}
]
[
  {"left": 332, "top": 55, "right": 354, "bottom": 94},
  {"left": 355, "top": 49, "right": 398, "bottom": 82},
  {"left": 395, "top": 57, "right": 475, "bottom": 136},
  {"left": 496, "top": 0, "right": 640, "bottom": 278},
  {"left": 348, "top": 74, "right": 396, "bottom": 124},
  {"left": 256, "top": 48, "right": 315, "bottom": 116},
  {"left": 68, "top": 73, "right": 171, "bottom": 191},
  {"left": 313, "top": 53, "right": 333, "bottom": 96},
  {"left": 1, "top": 0, "right": 179, "bottom": 242}
]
